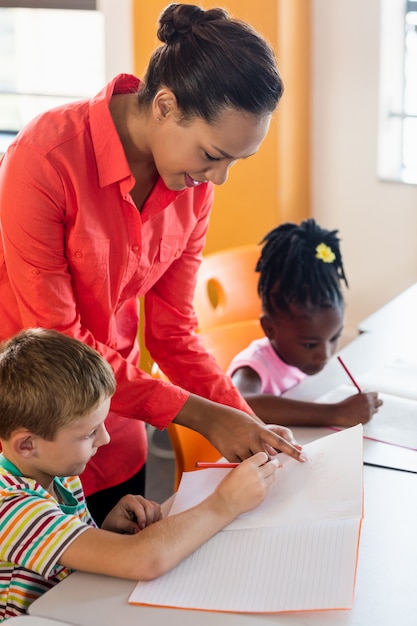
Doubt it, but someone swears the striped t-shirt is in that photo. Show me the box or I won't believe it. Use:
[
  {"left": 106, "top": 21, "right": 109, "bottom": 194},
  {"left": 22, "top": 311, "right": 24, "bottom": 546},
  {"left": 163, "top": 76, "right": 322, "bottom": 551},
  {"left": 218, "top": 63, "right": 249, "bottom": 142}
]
[{"left": 0, "top": 455, "right": 95, "bottom": 620}]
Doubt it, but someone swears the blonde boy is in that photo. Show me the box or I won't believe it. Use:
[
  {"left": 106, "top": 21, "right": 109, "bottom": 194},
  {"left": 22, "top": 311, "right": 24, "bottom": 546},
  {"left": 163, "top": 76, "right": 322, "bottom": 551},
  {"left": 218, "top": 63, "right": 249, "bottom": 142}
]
[{"left": 0, "top": 329, "right": 279, "bottom": 620}]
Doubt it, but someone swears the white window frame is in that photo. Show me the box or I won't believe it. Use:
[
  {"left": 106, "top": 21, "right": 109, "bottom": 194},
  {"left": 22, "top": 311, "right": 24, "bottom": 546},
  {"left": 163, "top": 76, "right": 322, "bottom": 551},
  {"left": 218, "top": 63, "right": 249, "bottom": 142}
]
[
  {"left": 0, "top": 0, "right": 132, "bottom": 151},
  {"left": 378, "top": 0, "right": 417, "bottom": 185}
]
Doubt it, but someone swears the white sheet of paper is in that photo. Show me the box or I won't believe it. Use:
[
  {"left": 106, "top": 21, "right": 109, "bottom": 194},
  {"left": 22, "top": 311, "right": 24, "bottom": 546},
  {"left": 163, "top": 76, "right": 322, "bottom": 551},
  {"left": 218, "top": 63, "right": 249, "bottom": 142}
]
[
  {"left": 129, "top": 426, "right": 363, "bottom": 613},
  {"left": 169, "top": 425, "right": 363, "bottom": 530},
  {"left": 317, "top": 383, "right": 417, "bottom": 450}
]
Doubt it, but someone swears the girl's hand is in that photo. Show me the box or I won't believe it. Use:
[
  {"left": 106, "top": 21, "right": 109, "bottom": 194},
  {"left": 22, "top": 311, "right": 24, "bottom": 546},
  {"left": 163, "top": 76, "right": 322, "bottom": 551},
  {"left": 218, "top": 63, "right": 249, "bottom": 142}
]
[
  {"left": 101, "top": 494, "right": 162, "bottom": 534},
  {"left": 215, "top": 451, "right": 281, "bottom": 518},
  {"left": 334, "top": 391, "right": 383, "bottom": 427}
]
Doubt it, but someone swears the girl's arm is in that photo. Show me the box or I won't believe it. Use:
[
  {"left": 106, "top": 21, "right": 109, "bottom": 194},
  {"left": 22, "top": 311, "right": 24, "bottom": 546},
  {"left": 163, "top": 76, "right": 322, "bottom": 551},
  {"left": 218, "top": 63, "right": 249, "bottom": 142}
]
[{"left": 232, "top": 366, "right": 383, "bottom": 428}]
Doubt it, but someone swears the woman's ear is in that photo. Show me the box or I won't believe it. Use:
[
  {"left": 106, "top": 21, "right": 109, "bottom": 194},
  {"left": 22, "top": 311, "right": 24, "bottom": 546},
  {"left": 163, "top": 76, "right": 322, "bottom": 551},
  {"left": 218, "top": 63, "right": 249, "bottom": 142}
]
[
  {"left": 153, "top": 88, "right": 178, "bottom": 122},
  {"left": 10, "top": 429, "right": 38, "bottom": 459}
]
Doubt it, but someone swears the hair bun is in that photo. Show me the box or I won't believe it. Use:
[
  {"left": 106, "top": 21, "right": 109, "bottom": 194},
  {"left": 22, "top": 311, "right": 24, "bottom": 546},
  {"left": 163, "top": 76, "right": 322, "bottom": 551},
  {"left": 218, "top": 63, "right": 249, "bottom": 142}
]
[{"left": 158, "top": 3, "right": 228, "bottom": 44}]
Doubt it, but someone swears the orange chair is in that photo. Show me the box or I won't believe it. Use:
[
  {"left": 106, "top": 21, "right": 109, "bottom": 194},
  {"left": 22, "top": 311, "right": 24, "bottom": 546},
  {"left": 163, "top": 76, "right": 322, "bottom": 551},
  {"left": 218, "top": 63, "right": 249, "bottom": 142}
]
[
  {"left": 167, "top": 424, "right": 221, "bottom": 491},
  {"left": 193, "top": 244, "right": 262, "bottom": 331},
  {"left": 160, "top": 319, "right": 264, "bottom": 489},
  {"left": 151, "top": 363, "right": 222, "bottom": 490},
  {"left": 198, "top": 318, "right": 263, "bottom": 371}
]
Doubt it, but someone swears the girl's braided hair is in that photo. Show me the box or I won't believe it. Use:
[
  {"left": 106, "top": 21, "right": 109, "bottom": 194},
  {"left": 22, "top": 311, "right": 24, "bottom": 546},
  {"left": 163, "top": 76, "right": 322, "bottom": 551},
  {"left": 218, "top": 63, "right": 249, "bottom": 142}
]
[{"left": 256, "top": 218, "right": 348, "bottom": 316}]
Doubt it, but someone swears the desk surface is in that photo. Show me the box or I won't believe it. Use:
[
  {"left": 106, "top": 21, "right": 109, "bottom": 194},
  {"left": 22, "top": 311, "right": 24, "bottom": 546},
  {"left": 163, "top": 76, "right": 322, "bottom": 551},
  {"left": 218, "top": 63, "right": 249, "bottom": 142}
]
[
  {"left": 6, "top": 617, "right": 76, "bottom": 626},
  {"left": 29, "top": 464, "right": 417, "bottom": 626}
]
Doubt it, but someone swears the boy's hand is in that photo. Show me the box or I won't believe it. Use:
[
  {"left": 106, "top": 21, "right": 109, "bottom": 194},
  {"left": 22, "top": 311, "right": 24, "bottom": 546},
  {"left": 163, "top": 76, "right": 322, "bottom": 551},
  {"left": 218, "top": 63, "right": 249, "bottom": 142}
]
[
  {"left": 215, "top": 452, "right": 281, "bottom": 518},
  {"left": 101, "top": 494, "right": 162, "bottom": 534},
  {"left": 334, "top": 391, "right": 383, "bottom": 427}
]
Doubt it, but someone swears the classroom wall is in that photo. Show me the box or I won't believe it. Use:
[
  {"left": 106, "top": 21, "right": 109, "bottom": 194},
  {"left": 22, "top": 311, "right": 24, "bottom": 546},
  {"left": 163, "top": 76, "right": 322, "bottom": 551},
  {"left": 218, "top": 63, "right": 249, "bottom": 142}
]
[
  {"left": 97, "top": 0, "right": 133, "bottom": 77},
  {"left": 311, "top": 0, "right": 417, "bottom": 329},
  {"left": 126, "top": 0, "right": 417, "bottom": 332},
  {"left": 131, "top": 0, "right": 311, "bottom": 252}
]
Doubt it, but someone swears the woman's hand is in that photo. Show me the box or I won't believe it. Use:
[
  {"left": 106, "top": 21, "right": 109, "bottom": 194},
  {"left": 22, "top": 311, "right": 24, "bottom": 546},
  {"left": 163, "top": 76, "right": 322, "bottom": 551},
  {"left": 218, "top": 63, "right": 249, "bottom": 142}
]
[
  {"left": 262, "top": 424, "right": 304, "bottom": 458},
  {"left": 174, "top": 394, "right": 306, "bottom": 464},
  {"left": 101, "top": 494, "right": 162, "bottom": 534}
]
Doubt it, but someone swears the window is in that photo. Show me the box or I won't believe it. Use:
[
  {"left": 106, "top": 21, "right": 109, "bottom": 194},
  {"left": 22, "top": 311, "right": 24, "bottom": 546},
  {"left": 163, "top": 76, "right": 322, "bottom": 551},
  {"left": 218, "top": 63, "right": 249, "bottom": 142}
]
[
  {"left": 0, "top": 2, "right": 105, "bottom": 152},
  {"left": 378, "top": 0, "right": 417, "bottom": 184}
]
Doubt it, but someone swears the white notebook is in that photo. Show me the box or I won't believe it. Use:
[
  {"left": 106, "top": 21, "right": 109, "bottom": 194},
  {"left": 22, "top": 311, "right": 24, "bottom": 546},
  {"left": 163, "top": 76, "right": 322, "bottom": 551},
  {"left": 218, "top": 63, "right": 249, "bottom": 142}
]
[
  {"left": 318, "top": 358, "right": 417, "bottom": 451},
  {"left": 129, "top": 425, "right": 363, "bottom": 613}
]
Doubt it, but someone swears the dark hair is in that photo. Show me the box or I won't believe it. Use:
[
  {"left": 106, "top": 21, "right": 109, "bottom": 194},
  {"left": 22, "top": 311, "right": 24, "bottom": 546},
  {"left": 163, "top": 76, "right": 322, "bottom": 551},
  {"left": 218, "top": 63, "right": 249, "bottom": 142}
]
[
  {"left": 256, "top": 218, "right": 348, "bottom": 316},
  {"left": 0, "top": 328, "right": 116, "bottom": 440},
  {"left": 138, "top": 3, "right": 283, "bottom": 123}
]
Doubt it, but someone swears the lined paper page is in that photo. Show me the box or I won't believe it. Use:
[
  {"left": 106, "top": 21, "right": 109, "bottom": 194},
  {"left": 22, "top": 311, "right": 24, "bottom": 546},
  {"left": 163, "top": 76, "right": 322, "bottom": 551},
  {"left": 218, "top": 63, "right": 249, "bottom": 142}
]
[
  {"left": 129, "top": 518, "right": 361, "bottom": 612},
  {"left": 129, "top": 427, "right": 363, "bottom": 613}
]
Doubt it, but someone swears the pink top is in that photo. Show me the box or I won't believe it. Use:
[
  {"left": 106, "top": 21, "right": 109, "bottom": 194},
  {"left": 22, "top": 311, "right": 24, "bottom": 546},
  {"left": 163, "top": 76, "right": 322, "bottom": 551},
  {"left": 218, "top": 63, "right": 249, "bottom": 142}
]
[{"left": 227, "top": 337, "right": 306, "bottom": 395}]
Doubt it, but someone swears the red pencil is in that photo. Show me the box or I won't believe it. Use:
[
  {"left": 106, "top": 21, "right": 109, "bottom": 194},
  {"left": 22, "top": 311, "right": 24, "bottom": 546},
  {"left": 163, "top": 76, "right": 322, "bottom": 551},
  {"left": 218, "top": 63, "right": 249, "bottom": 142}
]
[
  {"left": 195, "top": 462, "right": 239, "bottom": 469},
  {"left": 337, "top": 356, "right": 362, "bottom": 393}
]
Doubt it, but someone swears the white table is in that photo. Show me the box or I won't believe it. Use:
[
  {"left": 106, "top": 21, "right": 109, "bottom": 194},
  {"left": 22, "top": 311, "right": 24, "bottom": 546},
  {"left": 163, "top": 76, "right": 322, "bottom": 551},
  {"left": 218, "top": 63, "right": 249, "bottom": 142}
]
[
  {"left": 29, "top": 464, "right": 417, "bottom": 626},
  {"left": 5, "top": 616, "right": 76, "bottom": 625}
]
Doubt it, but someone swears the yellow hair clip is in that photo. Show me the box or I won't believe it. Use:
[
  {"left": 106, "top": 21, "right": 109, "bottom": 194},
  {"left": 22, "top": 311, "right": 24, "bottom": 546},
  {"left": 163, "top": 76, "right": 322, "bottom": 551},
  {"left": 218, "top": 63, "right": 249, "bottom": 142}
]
[{"left": 315, "top": 242, "right": 336, "bottom": 263}]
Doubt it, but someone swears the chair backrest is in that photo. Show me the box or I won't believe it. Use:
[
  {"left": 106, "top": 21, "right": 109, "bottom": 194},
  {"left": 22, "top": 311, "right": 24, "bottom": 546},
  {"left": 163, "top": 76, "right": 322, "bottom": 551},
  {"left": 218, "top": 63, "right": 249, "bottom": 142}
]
[
  {"left": 165, "top": 319, "right": 264, "bottom": 490},
  {"left": 150, "top": 363, "right": 222, "bottom": 490},
  {"left": 193, "top": 244, "right": 262, "bottom": 331},
  {"left": 198, "top": 318, "right": 264, "bottom": 371},
  {"left": 167, "top": 423, "right": 221, "bottom": 491}
]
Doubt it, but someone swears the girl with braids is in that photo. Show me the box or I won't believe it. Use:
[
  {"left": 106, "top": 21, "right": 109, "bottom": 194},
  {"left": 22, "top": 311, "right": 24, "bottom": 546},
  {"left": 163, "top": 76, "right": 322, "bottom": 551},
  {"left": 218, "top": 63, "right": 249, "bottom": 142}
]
[
  {"left": 0, "top": 4, "right": 304, "bottom": 525},
  {"left": 228, "top": 219, "right": 383, "bottom": 427}
]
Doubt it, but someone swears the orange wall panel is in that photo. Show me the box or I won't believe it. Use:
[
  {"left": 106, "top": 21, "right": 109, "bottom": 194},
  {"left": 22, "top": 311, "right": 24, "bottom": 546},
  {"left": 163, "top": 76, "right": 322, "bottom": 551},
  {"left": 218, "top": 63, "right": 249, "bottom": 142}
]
[{"left": 131, "top": 0, "right": 310, "bottom": 252}]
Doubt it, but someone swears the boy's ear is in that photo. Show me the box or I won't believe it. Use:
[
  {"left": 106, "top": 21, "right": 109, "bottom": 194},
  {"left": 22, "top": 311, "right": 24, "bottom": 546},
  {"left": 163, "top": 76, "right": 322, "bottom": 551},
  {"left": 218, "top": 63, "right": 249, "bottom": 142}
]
[{"left": 10, "top": 429, "right": 38, "bottom": 459}]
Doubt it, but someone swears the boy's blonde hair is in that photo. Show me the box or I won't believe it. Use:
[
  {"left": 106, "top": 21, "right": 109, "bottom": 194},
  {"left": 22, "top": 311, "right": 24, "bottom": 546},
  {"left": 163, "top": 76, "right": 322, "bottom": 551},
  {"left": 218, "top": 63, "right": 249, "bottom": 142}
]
[{"left": 0, "top": 328, "right": 116, "bottom": 440}]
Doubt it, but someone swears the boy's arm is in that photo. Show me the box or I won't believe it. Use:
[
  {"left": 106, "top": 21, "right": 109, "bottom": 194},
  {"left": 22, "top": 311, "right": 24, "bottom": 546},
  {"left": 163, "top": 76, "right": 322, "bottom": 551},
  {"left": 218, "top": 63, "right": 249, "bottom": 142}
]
[{"left": 58, "top": 453, "right": 279, "bottom": 581}]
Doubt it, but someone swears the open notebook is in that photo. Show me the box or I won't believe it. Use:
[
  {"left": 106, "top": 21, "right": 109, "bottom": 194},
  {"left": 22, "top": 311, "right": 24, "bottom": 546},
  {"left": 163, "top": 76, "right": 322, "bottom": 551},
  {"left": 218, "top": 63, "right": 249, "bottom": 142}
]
[
  {"left": 129, "top": 425, "right": 363, "bottom": 613},
  {"left": 320, "top": 358, "right": 417, "bottom": 451}
]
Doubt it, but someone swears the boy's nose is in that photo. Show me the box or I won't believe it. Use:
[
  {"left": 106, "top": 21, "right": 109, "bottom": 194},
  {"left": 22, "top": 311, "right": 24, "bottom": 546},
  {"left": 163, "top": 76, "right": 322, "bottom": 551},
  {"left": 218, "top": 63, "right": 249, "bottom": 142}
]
[{"left": 97, "top": 424, "right": 110, "bottom": 447}]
